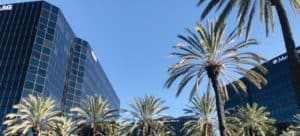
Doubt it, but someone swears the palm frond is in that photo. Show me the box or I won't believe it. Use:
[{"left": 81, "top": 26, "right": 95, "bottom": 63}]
[
  {"left": 3, "top": 95, "right": 59, "bottom": 136},
  {"left": 120, "top": 95, "right": 172, "bottom": 135}
]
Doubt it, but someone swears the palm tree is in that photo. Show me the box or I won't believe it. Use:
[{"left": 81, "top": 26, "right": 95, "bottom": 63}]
[
  {"left": 197, "top": 0, "right": 300, "bottom": 102},
  {"left": 280, "top": 114, "right": 300, "bottom": 136},
  {"left": 281, "top": 129, "right": 298, "bottom": 136},
  {"left": 227, "top": 103, "right": 276, "bottom": 136},
  {"left": 96, "top": 121, "right": 120, "bottom": 136},
  {"left": 70, "top": 96, "right": 117, "bottom": 136},
  {"left": 182, "top": 90, "right": 216, "bottom": 136},
  {"left": 46, "top": 116, "right": 78, "bottom": 136},
  {"left": 165, "top": 21, "right": 268, "bottom": 136},
  {"left": 3, "top": 95, "right": 59, "bottom": 136},
  {"left": 120, "top": 95, "right": 172, "bottom": 136}
]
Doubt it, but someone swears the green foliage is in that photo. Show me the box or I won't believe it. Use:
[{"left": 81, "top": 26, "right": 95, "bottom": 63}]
[
  {"left": 165, "top": 20, "right": 267, "bottom": 100},
  {"left": 70, "top": 96, "right": 117, "bottom": 136},
  {"left": 197, "top": 0, "right": 300, "bottom": 38},
  {"left": 98, "top": 121, "right": 120, "bottom": 136},
  {"left": 120, "top": 95, "right": 173, "bottom": 136},
  {"left": 280, "top": 114, "right": 300, "bottom": 136},
  {"left": 226, "top": 103, "right": 276, "bottom": 136},
  {"left": 2, "top": 95, "right": 60, "bottom": 136},
  {"left": 44, "top": 117, "right": 78, "bottom": 136},
  {"left": 182, "top": 90, "right": 216, "bottom": 136}
]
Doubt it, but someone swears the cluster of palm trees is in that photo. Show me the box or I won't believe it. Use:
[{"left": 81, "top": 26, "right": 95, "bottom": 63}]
[
  {"left": 165, "top": 0, "right": 300, "bottom": 135},
  {"left": 2, "top": 95, "right": 118, "bottom": 136},
  {"left": 3, "top": 0, "right": 300, "bottom": 135},
  {"left": 4, "top": 92, "right": 299, "bottom": 136}
]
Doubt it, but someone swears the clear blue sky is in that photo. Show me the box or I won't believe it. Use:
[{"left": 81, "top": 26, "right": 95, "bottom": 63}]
[{"left": 1, "top": 0, "right": 300, "bottom": 117}]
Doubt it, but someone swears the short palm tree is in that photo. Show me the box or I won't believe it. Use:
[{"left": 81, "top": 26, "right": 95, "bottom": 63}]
[
  {"left": 197, "top": 0, "right": 300, "bottom": 97},
  {"left": 183, "top": 90, "right": 216, "bottom": 136},
  {"left": 120, "top": 95, "right": 172, "bottom": 136},
  {"left": 96, "top": 121, "right": 120, "bottom": 136},
  {"left": 46, "top": 116, "right": 78, "bottom": 136},
  {"left": 70, "top": 96, "right": 116, "bottom": 136},
  {"left": 281, "top": 129, "right": 298, "bottom": 136},
  {"left": 280, "top": 114, "right": 300, "bottom": 136},
  {"left": 165, "top": 21, "right": 268, "bottom": 136},
  {"left": 3, "top": 95, "right": 59, "bottom": 136},
  {"left": 227, "top": 103, "right": 276, "bottom": 136}
]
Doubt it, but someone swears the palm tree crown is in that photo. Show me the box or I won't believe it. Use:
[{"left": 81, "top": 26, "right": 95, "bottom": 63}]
[
  {"left": 198, "top": 0, "right": 300, "bottom": 38},
  {"left": 165, "top": 20, "right": 267, "bottom": 100},
  {"left": 280, "top": 114, "right": 300, "bottom": 136},
  {"left": 197, "top": 0, "right": 300, "bottom": 106},
  {"left": 165, "top": 20, "right": 267, "bottom": 136},
  {"left": 46, "top": 116, "right": 78, "bottom": 136},
  {"left": 227, "top": 103, "right": 276, "bottom": 136},
  {"left": 183, "top": 90, "right": 216, "bottom": 136},
  {"left": 3, "top": 95, "right": 59, "bottom": 136},
  {"left": 70, "top": 96, "right": 116, "bottom": 136},
  {"left": 120, "top": 95, "right": 172, "bottom": 136}
]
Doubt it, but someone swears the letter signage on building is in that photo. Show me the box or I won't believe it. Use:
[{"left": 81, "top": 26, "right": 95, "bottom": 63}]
[
  {"left": 0, "top": 5, "right": 13, "bottom": 11},
  {"left": 273, "top": 49, "right": 300, "bottom": 64},
  {"left": 272, "top": 55, "right": 287, "bottom": 64}
]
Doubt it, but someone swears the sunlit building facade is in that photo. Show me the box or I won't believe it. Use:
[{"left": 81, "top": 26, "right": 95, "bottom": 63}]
[
  {"left": 0, "top": 1, "right": 119, "bottom": 131},
  {"left": 225, "top": 47, "right": 300, "bottom": 128}
]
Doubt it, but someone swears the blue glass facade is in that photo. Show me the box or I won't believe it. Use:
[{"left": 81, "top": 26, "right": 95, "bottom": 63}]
[
  {"left": 62, "top": 38, "right": 120, "bottom": 114},
  {"left": 164, "top": 116, "right": 196, "bottom": 136},
  {"left": 225, "top": 47, "right": 300, "bottom": 126},
  {"left": 0, "top": 1, "right": 120, "bottom": 130},
  {"left": 21, "top": 2, "right": 75, "bottom": 108}
]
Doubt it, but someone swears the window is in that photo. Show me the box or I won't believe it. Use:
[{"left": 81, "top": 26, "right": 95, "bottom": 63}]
[
  {"left": 45, "top": 34, "right": 53, "bottom": 41},
  {"left": 26, "top": 73, "right": 36, "bottom": 82},
  {"left": 33, "top": 44, "right": 42, "bottom": 51},
  {"left": 29, "top": 58, "right": 39, "bottom": 66},
  {"left": 43, "top": 2, "right": 51, "bottom": 10},
  {"left": 34, "top": 84, "right": 43, "bottom": 93},
  {"left": 39, "top": 61, "right": 48, "bottom": 70},
  {"left": 41, "top": 10, "right": 49, "bottom": 18},
  {"left": 37, "top": 30, "right": 45, "bottom": 38},
  {"left": 40, "top": 17, "right": 48, "bottom": 25},
  {"left": 38, "top": 69, "right": 46, "bottom": 77},
  {"left": 36, "top": 76, "right": 45, "bottom": 85},
  {"left": 42, "top": 47, "right": 51, "bottom": 55},
  {"left": 35, "top": 37, "right": 44, "bottom": 45},
  {"left": 24, "top": 81, "right": 34, "bottom": 89}
]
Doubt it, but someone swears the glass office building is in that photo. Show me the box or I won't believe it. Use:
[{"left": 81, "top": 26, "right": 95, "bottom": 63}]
[
  {"left": 62, "top": 38, "right": 120, "bottom": 113},
  {"left": 0, "top": 1, "right": 120, "bottom": 130},
  {"left": 163, "top": 116, "right": 196, "bottom": 136},
  {"left": 225, "top": 47, "right": 300, "bottom": 127}
]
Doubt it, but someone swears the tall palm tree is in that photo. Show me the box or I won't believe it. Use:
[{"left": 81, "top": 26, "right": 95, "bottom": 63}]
[
  {"left": 165, "top": 21, "right": 268, "bottom": 136},
  {"left": 46, "top": 116, "right": 78, "bottom": 136},
  {"left": 70, "top": 96, "right": 117, "bottom": 136},
  {"left": 3, "top": 95, "right": 59, "bottom": 136},
  {"left": 182, "top": 90, "right": 216, "bottom": 136},
  {"left": 120, "top": 95, "right": 172, "bottom": 136},
  {"left": 227, "top": 103, "right": 276, "bottom": 136},
  {"left": 197, "top": 0, "right": 300, "bottom": 103}
]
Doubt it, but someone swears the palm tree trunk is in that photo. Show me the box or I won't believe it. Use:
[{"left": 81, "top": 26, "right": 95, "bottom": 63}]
[
  {"left": 208, "top": 123, "right": 213, "bottom": 136},
  {"left": 249, "top": 126, "right": 254, "bottom": 136},
  {"left": 143, "top": 126, "right": 146, "bottom": 136},
  {"left": 211, "top": 76, "right": 227, "bottom": 136},
  {"left": 32, "top": 128, "right": 40, "bottom": 136},
  {"left": 205, "top": 124, "right": 208, "bottom": 136},
  {"left": 270, "top": 0, "right": 300, "bottom": 101},
  {"left": 92, "top": 122, "right": 96, "bottom": 136}
]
